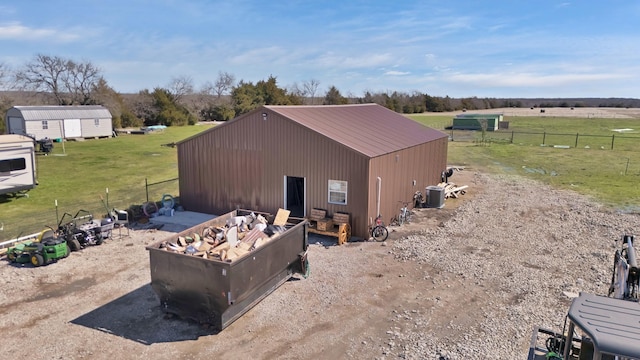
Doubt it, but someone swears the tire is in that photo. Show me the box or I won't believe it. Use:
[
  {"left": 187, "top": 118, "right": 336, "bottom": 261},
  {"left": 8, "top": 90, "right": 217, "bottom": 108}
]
[
  {"left": 64, "top": 245, "right": 71, "bottom": 257},
  {"left": 371, "top": 226, "right": 388, "bottom": 242},
  {"left": 142, "top": 201, "right": 158, "bottom": 217},
  {"left": 31, "top": 253, "right": 44, "bottom": 267},
  {"left": 446, "top": 168, "right": 454, "bottom": 178},
  {"left": 7, "top": 251, "right": 16, "bottom": 262},
  {"left": 69, "top": 239, "right": 81, "bottom": 251}
]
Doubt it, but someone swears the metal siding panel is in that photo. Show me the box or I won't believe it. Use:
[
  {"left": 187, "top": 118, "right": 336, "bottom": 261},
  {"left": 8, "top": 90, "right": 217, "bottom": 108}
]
[
  {"left": 178, "top": 107, "right": 448, "bottom": 239},
  {"left": 80, "top": 118, "right": 112, "bottom": 137},
  {"left": 368, "top": 137, "right": 448, "bottom": 229}
]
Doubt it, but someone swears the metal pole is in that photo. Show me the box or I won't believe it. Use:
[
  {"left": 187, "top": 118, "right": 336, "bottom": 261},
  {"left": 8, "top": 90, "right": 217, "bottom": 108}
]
[
  {"left": 145, "top": 178, "right": 149, "bottom": 203},
  {"left": 611, "top": 134, "right": 615, "bottom": 150},
  {"left": 625, "top": 158, "right": 630, "bottom": 176},
  {"left": 575, "top": 133, "right": 578, "bottom": 148},
  {"left": 542, "top": 132, "right": 546, "bottom": 146},
  {"left": 510, "top": 131, "right": 514, "bottom": 144},
  {"left": 55, "top": 199, "right": 59, "bottom": 225},
  {"left": 106, "top": 188, "right": 109, "bottom": 208}
]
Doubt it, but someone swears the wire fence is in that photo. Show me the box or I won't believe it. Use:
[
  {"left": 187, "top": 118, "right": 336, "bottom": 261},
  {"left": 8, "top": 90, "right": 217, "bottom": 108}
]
[
  {"left": 1, "top": 177, "right": 179, "bottom": 242},
  {"left": 448, "top": 129, "right": 640, "bottom": 151},
  {"left": 445, "top": 129, "right": 640, "bottom": 176}
]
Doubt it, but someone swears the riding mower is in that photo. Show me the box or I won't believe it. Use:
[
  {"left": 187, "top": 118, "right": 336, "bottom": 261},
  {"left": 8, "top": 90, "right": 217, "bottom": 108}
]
[
  {"left": 6, "top": 228, "right": 70, "bottom": 267},
  {"left": 57, "top": 210, "right": 114, "bottom": 251}
]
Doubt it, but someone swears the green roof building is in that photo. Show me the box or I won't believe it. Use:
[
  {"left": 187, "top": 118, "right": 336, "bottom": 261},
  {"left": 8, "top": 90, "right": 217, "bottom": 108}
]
[{"left": 452, "top": 113, "right": 503, "bottom": 131}]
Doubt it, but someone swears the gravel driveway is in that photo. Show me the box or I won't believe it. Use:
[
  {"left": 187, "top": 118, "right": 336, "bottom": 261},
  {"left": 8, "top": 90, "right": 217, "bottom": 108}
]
[{"left": 0, "top": 169, "right": 637, "bottom": 359}]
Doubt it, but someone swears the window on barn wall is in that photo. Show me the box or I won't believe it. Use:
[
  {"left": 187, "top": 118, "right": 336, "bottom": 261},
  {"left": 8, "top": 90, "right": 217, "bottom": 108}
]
[
  {"left": 94, "top": 119, "right": 99, "bottom": 126},
  {"left": 328, "top": 179, "right": 348, "bottom": 205},
  {"left": 42, "top": 120, "right": 48, "bottom": 129}
]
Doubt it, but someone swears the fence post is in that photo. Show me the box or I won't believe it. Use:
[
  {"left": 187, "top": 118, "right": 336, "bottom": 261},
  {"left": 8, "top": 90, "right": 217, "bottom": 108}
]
[
  {"left": 145, "top": 178, "right": 149, "bottom": 203},
  {"left": 542, "top": 132, "right": 546, "bottom": 146},
  {"left": 511, "top": 131, "right": 514, "bottom": 144},
  {"left": 575, "top": 133, "right": 579, "bottom": 148},
  {"left": 611, "top": 134, "right": 615, "bottom": 150},
  {"left": 625, "top": 158, "right": 629, "bottom": 176}
]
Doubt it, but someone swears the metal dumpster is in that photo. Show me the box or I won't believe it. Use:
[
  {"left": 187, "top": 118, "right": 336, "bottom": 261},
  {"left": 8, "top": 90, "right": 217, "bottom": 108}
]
[{"left": 146, "top": 209, "right": 309, "bottom": 330}]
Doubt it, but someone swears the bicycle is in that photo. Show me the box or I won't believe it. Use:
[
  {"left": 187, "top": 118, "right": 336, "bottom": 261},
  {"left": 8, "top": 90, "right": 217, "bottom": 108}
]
[
  {"left": 370, "top": 215, "right": 388, "bottom": 241},
  {"left": 398, "top": 201, "right": 411, "bottom": 225},
  {"left": 390, "top": 200, "right": 412, "bottom": 226}
]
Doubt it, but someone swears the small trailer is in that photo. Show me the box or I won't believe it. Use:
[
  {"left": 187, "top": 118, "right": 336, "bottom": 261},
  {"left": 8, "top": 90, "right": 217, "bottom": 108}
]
[
  {"left": 0, "top": 134, "right": 37, "bottom": 196},
  {"left": 146, "top": 209, "right": 309, "bottom": 330}
]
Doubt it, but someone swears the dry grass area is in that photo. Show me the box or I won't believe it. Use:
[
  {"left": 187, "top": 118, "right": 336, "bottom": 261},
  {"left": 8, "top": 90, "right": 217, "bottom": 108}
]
[{"left": 426, "top": 107, "right": 640, "bottom": 119}]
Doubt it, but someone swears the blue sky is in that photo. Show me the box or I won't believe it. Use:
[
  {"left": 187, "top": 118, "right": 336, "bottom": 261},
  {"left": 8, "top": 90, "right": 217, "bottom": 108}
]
[{"left": 1, "top": 1, "right": 638, "bottom": 98}]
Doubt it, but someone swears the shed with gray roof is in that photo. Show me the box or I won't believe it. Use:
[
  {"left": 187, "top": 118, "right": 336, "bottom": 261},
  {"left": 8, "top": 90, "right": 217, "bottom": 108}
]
[
  {"left": 177, "top": 104, "right": 449, "bottom": 239},
  {"left": 5, "top": 105, "right": 113, "bottom": 141}
]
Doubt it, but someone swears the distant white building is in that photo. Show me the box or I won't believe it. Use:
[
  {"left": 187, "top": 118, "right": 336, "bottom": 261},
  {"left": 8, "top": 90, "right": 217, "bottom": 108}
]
[{"left": 5, "top": 105, "right": 113, "bottom": 141}]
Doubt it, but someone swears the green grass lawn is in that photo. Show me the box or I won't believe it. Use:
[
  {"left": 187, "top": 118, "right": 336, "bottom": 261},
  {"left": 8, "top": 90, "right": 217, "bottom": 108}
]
[
  {"left": 410, "top": 114, "right": 640, "bottom": 211},
  {"left": 1, "top": 125, "right": 214, "bottom": 240}
]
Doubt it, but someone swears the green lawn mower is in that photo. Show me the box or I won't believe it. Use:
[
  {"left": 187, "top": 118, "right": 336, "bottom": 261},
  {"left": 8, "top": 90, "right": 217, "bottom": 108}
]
[{"left": 6, "top": 229, "right": 70, "bottom": 267}]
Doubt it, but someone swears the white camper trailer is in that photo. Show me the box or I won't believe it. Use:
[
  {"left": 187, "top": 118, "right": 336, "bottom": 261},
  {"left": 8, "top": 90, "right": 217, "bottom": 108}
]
[{"left": 0, "top": 134, "right": 37, "bottom": 196}]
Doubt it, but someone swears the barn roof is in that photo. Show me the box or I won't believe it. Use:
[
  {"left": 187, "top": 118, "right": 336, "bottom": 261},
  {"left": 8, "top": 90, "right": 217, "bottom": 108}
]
[
  {"left": 11, "top": 105, "right": 112, "bottom": 121},
  {"left": 265, "top": 104, "right": 448, "bottom": 157}
]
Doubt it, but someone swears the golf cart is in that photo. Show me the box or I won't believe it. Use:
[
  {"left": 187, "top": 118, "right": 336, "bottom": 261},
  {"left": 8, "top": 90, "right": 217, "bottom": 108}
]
[
  {"left": 527, "top": 293, "right": 640, "bottom": 359},
  {"left": 57, "top": 210, "right": 114, "bottom": 251},
  {"left": 528, "top": 235, "right": 640, "bottom": 359},
  {"left": 6, "top": 228, "right": 69, "bottom": 266}
]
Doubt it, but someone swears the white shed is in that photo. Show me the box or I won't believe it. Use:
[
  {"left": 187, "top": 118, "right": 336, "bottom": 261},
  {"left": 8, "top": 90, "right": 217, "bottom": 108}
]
[
  {"left": 0, "top": 134, "right": 37, "bottom": 196},
  {"left": 5, "top": 105, "right": 113, "bottom": 141}
]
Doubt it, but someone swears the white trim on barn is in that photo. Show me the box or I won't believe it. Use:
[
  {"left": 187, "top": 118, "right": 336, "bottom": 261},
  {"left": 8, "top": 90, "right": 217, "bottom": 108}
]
[{"left": 4, "top": 105, "right": 113, "bottom": 141}]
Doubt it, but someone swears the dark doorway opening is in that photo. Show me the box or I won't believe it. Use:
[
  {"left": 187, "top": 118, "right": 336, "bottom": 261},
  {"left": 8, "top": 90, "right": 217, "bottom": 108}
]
[{"left": 285, "top": 176, "right": 305, "bottom": 218}]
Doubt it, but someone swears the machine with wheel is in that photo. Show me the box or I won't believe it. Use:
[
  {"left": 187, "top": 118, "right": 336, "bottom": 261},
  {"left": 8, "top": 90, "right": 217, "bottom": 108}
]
[
  {"left": 6, "top": 229, "right": 69, "bottom": 267},
  {"left": 527, "top": 234, "right": 640, "bottom": 359},
  {"left": 57, "top": 210, "right": 114, "bottom": 251}
]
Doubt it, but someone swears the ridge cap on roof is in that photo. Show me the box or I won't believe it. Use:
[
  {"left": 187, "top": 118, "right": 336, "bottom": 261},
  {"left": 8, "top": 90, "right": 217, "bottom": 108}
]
[
  {"left": 265, "top": 103, "right": 378, "bottom": 109},
  {"left": 14, "top": 104, "right": 105, "bottom": 108}
]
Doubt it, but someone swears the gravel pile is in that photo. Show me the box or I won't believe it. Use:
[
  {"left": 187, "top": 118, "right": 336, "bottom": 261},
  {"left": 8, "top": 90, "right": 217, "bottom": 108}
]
[{"left": 388, "top": 172, "right": 639, "bottom": 359}]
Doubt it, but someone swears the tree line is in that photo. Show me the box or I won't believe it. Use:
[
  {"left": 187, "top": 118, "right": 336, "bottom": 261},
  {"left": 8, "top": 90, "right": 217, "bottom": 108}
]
[{"left": 0, "top": 54, "right": 639, "bottom": 134}]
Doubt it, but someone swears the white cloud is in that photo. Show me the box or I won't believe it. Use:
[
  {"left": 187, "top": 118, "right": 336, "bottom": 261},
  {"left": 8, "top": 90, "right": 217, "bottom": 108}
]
[
  {"left": 0, "top": 22, "right": 79, "bottom": 42},
  {"left": 384, "top": 70, "right": 410, "bottom": 76},
  {"left": 446, "top": 71, "right": 626, "bottom": 88}
]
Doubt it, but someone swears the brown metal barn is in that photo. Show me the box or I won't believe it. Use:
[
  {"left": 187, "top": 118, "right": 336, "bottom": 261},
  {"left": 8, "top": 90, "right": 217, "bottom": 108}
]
[{"left": 177, "top": 103, "right": 449, "bottom": 239}]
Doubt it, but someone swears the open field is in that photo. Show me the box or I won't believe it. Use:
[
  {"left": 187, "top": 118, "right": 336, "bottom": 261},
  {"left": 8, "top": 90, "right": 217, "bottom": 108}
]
[
  {"left": 416, "top": 106, "right": 640, "bottom": 119},
  {"left": 408, "top": 108, "right": 640, "bottom": 210}
]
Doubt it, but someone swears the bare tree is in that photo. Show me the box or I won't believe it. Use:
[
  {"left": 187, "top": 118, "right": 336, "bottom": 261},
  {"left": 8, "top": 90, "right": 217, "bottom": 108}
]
[
  {"left": 14, "top": 54, "right": 103, "bottom": 105},
  {"left": 167, "top": 75, "right": 194, "bottom": 103},
  {"left": 0, "top": 62, "right": 11, "bottom": 90},
  {"left": 200, "top": 80, "right": 215, "bottom": 96},
  {"left": 303, "top": 79, "right": 320, "bottom": 104},
  {"left": 15, "top": 54, "right": 68, "bottom": 104},
  {"left": 288, "top": 82, "right": 305, "bottom": 98},
  {"left": 65, "top": 61, "right": 101, "bottom": 104},
  {"left": 214, "top": 71, "right": 235, "bottom": 98}
]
